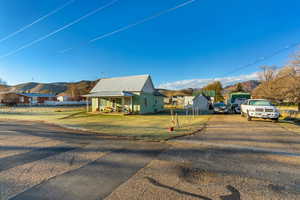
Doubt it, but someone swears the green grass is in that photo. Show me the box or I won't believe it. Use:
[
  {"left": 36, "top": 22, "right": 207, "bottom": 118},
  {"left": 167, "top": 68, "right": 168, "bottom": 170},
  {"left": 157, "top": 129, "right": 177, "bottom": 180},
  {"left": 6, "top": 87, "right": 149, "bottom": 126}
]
[{"left": 0, "top": 107, "right": 210, "bottom": 141}]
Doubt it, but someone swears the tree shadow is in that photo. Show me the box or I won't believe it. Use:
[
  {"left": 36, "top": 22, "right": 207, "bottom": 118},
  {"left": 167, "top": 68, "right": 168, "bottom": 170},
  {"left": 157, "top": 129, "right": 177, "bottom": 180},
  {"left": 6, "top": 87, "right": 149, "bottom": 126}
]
[
  {"left": 220, "top": 185, "right": 241, "bottom": 200},
  {"left": 145, "top": 176, "right": 213, "bottom": 200}
]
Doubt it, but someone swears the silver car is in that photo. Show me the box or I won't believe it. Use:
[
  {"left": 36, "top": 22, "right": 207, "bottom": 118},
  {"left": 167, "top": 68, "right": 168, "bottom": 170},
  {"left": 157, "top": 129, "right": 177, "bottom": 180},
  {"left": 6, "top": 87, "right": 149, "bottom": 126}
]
[{"left": 213, "top": 102, "right": 229, "bottom": 114}]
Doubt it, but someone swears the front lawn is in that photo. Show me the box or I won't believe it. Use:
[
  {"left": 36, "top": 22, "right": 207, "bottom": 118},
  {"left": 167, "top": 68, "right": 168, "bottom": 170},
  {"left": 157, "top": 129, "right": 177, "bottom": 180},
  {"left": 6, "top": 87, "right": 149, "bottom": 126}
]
[{"left": 0, "top": 107, "right": 210, "bottom": 141}]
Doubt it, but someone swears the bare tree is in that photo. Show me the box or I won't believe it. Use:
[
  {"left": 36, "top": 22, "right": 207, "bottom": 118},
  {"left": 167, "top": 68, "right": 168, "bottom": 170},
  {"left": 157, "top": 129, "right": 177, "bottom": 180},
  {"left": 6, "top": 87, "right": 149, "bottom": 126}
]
[
  {"left": 253, "top": 62, "right": 300, "bottom": 110},
  {"left": 69, "top": 83, "right": 80, "bottom": 101},
  {"left": 0, "top": 93, "right": 19, "bottom": 106},
  {"left": 202, "top": 81, "right": 224, "bottom": 102},
  {"left": 259, "top": 66, "right": 277, "bottom": 82},
  {"left": 290, "top": 51, "right": 300, "bottom": 69}
]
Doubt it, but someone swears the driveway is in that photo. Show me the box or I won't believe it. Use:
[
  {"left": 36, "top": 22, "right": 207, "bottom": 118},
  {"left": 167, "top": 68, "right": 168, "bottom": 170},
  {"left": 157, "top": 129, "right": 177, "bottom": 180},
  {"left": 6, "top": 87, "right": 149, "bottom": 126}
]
[
  {"left": 106, "top": 115, "right": 300, "bottom": 200},
  {"left": 1, "top": 116, "right": 300, "bottom": 200}
]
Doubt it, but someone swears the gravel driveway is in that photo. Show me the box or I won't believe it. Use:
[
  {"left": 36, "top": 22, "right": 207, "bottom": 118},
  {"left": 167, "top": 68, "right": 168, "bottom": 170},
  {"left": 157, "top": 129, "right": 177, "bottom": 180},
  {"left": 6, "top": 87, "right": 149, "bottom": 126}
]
[{"left": 106, "top": 115, "right": 300, "bottom": 200}]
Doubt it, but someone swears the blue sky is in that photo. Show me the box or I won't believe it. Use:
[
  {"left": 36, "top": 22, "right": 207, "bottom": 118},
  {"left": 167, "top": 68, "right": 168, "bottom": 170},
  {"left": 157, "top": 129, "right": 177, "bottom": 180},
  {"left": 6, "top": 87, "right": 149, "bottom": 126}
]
[{"left": 0, "top": 0, "right": 299, "bottom": 89}]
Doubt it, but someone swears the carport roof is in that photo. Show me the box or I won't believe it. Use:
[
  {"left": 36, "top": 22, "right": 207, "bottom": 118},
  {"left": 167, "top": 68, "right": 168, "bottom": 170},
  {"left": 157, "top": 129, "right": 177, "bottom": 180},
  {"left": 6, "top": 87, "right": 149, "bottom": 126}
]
[{"left": 17, "top": 93, "right": 56, "bottom": 98}]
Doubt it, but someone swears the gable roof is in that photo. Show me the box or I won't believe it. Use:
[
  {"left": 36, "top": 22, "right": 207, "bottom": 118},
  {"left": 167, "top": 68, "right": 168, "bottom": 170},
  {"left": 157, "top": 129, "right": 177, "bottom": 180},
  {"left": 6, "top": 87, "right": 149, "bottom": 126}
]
[
  {"left": 90, "top": 75, "right": 154, "bottom": 93},
  {"left": 194, "top": 94, "right": 211, "bottom": 101}
]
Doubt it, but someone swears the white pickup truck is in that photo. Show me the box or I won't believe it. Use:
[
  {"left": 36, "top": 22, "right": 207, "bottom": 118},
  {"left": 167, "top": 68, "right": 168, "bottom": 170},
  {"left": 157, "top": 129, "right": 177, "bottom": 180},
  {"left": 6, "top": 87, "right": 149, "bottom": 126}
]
[{"left": 241, "top": 99, "right": 280, "bottom": 121}]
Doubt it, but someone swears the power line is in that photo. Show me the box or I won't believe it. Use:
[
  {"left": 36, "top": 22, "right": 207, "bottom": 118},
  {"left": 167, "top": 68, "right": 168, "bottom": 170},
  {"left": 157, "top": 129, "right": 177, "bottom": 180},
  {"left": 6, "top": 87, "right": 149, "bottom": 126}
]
[
  {"left": 59, "top": 0, "right": 196, "bottom": 53},
  {"left": 221, "top": 42, "right": 300, "bottom": 77},
  {"left": 0, "top": 0, "right": 119, "bottom": 60},
  {"left": 200, "top": 42, "right": 300, "bottom": 90},
  {"left": 0, "top": 0, "right": 75, "bottom": 44}
]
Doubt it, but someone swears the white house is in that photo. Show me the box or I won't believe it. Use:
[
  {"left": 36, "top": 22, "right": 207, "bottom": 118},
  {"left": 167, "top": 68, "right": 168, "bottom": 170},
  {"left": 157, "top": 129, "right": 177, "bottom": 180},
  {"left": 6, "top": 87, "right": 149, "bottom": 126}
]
[
  {"left": 84, "top": 75, "right": 165, "bottom": 114},
  {"left": 57, "top": 93, "right": 71, "bottom": 102},
  {"left": 184, "top": 95, "right": 210, "bottom": 110},
  {"left": 192, "top": 94, "right": 210, "bottom": 111},
  {"left": 183, "top": 96, "right": 194, "bottom": 107},
  {"left": 171, "top": 95, "right": 184, "bottom": 105}
]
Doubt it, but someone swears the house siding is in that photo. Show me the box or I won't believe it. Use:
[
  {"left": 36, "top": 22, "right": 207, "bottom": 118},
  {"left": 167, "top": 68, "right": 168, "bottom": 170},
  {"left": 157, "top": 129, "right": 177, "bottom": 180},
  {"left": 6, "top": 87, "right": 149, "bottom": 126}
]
[
  {"left": 138, "top": 93, "right": 164, "bottom": 114},
  {"left": 92, "top": 98, "right": 99, "bottom": 112},
  {"left": 193, "top": 95, "right": 209, "bottom": 111}
]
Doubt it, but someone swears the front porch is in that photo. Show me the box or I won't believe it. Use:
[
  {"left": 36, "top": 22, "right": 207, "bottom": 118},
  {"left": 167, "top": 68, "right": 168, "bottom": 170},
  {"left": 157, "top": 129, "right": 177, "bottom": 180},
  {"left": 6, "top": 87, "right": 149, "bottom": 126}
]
[
  {"left": 95, "top": 96, "right": 133, "bottom": 114},
  {"left": 84, "top": 91, "right": 135, "bottom": 114}
]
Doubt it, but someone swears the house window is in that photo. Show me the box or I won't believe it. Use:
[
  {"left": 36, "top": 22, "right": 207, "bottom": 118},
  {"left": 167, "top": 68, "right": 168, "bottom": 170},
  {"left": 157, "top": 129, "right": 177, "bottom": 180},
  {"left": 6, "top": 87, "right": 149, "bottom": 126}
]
[{"left": 144, "top": 98, "right": 148, "bottom": 107}]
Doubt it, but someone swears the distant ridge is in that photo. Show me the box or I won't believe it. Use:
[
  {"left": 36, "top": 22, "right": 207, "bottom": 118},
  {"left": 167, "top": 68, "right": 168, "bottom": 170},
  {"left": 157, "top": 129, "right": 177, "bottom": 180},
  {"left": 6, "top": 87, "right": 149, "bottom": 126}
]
[
  {"left": 224, "top": 80, "right": 261, "bottom": 93},
  {"left": 0, "top": 80, "right": 260, "bottom": 97},
  {"left": 0, "top": 80, "right": 98, "bottom": 96},
  {"left": 158, "top": 80, "right": 261, "bottom": 97}
]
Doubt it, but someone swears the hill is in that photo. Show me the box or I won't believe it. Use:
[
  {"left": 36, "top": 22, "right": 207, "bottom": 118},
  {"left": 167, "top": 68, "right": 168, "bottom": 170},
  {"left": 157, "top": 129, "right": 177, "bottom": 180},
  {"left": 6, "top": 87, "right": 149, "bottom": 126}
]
[
  {"left": 0, "top": 84, "right": 10, "bottom": 92},
  {"left": 158, "top": 88, "right": 194, "bottom": 97},
  {"left": 158, "top": 80, "right": 260, "bottom": 98},
  {"left": 0, "top": 80, "right": 260, "bottom": 99},
  {"left": 0, "top": 80, "right": 98, "bottom": 96},
  {"left": 224, "top": 80, "right": 261, "bottom": 93}
]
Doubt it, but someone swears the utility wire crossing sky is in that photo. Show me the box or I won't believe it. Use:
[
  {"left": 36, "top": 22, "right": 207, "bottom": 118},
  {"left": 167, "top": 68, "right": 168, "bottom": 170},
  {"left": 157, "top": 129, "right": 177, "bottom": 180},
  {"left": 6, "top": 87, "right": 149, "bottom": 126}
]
[
  {"left": 60, "top": 0, "right": 196, "bottom": 53},
  {"left": 0, "top": 0, "right": 299, "bottom": 87},
  {"left": 0, "top": 0, "right": 119, "bottom": 60},
  {"left": 0, "top": 0, "right": 75, "bottom": 44}
]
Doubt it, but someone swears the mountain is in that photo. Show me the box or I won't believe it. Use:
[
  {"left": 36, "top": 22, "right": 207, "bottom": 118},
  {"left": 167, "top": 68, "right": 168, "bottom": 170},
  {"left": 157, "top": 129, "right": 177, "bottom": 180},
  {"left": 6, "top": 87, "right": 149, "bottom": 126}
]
[
  {"left": 158, "top": 88, "right": 194, "bottom": 97},
  {"left": 0, "top": 80, "right": 98, "bottom": 96},
  {"left": 0, "top": 79, "right": 260, "bottom": 98},
  {"left": 0, "top": 84, "right": 10, "bottom": 92},
  {"left": 224, "top": 80, "right": 261, "bottom": 93}
]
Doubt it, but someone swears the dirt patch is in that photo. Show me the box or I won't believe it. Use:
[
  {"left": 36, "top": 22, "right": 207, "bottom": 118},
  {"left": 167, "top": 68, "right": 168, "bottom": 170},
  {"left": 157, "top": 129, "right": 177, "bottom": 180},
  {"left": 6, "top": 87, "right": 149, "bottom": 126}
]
[
  {"left": 268, "top": 184, "right": 286, "bottom": 192},
  {"left": 177, "top": 164, "right": 219, "bottom": 186}
]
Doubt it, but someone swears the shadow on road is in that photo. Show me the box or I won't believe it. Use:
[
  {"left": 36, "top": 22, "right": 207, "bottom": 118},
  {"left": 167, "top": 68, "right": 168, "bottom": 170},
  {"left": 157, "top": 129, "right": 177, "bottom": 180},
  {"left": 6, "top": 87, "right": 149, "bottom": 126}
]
[
  {"left": 220, "top": 185, "right": 241, "bottom": 200},
  {"left": 145, "top": 176, "right": 213, "bottom": 200}
]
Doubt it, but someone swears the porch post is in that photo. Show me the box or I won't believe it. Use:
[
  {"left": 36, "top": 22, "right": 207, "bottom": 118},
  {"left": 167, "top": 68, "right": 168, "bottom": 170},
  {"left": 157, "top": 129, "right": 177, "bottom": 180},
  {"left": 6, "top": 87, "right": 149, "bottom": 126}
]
[
  {"left": 131, "top": 96, "right": 133, "bottom": 113},
  {"left": 121, "top": 97, "right": 125, "bottom": 113},
  {"left": 98, "top": 97, "right": 101, "bottom": 111},
  {"left": 86, "top": 97, "right": 89, "bottom": 112}
]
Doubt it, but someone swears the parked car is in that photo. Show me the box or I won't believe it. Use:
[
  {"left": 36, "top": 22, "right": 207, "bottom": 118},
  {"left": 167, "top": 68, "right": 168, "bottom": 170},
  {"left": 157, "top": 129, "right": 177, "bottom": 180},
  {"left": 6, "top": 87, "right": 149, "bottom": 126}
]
[
  {"left": 241, "top": 99, "right": 280, "bottom": 122},
  {"left": 213, "top": 102, "right": 229, "bottom": 114},
  {"left": 227, "top": 92, "right": 251, "bottom": 113}
]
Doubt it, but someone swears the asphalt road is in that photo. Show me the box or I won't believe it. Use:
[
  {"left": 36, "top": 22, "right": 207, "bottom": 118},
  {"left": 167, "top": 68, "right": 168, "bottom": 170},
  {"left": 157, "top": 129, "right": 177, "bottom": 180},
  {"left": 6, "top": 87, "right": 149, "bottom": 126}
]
[
  {"left": 1, "top": 116, "right": 300, "bottom": 200},
  {"left": 0, "top": 120, "right": 167, "bottom": 200}
]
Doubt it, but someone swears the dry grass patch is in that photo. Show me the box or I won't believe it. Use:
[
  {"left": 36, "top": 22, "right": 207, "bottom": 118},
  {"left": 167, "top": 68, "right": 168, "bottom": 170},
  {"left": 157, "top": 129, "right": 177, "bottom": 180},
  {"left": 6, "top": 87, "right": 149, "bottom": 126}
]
[{"left": 0, "top": 107, "right": 210, "bottom": 141}]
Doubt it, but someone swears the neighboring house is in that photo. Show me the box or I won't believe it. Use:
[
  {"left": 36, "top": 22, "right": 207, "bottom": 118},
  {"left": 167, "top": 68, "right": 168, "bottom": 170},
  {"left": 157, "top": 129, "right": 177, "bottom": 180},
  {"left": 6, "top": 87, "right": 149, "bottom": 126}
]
[
  {"left": 164, "top": 97, "right": 171, "bottom": 104},
  {"left": 57, "top": 93, "right": 71, "bottom": 102},
  {"left": 17, "top": 93, "right": 57, "bottom": 104},
  {"left": 183, "top": 96, "right": 194, "bottom": 107},
  {"left": 84, "top": 75, "right": 165, "bottom": 114},
  {"left": 192, "top": 94, "right": 210, "bottom": 111},
  {"left": 171, "top": 95, "right": 184, "bottom": 105},
  {"left": 0, "top": 92, "right": 56, "bottom": 105}
]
